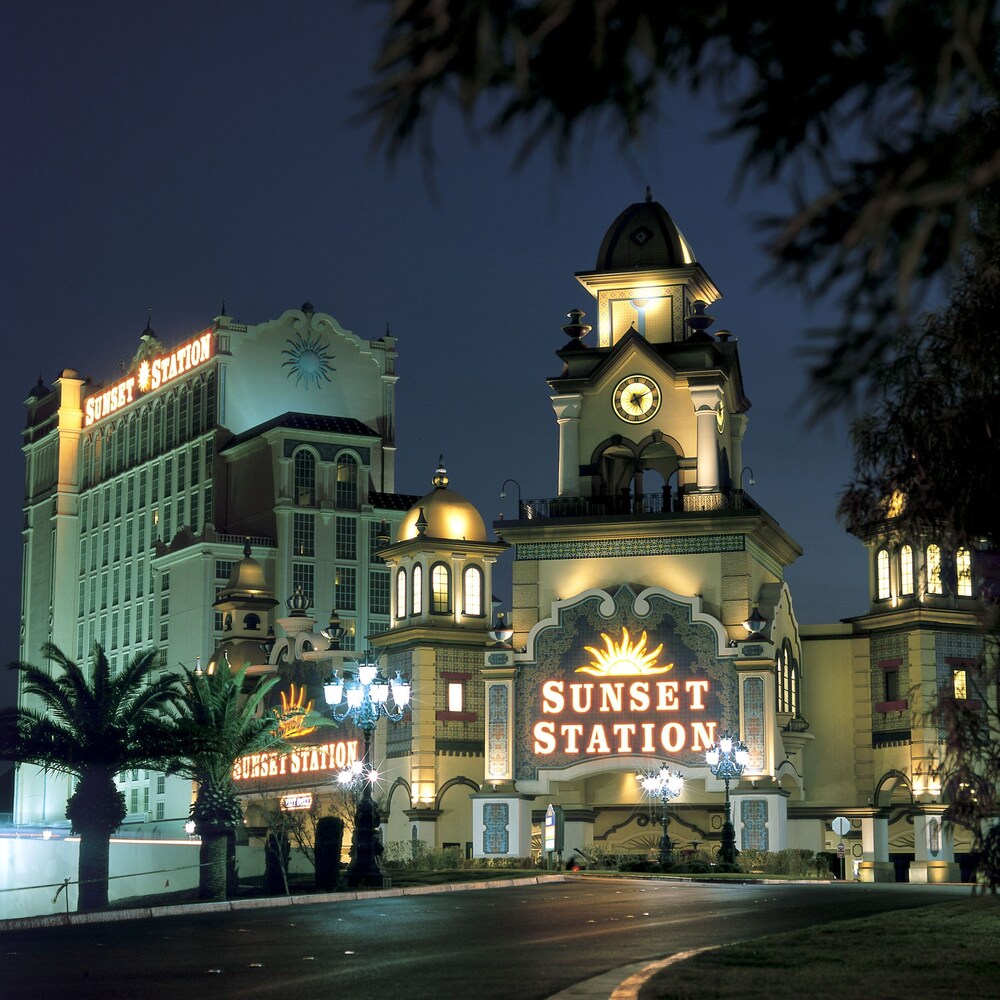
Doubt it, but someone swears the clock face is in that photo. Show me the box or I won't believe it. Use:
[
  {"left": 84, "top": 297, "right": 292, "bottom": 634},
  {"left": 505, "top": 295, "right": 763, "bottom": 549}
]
[{"left": 613, "top": 374, "right": 661, "bottom": 423}]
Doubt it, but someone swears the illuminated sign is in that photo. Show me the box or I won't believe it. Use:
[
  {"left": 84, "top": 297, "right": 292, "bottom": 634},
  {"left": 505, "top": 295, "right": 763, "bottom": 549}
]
[
  {"left": 232, "top": 739, "right": 359, "bottom": 783},
  {"left": 83, "top": 329, "right": 214, "bottom": 426},
  {"left": 280, "top": 793, "right": 314, "bottom": 812},
  {"left": 276, "top": 684, "right": 317, "bottom": 739}
]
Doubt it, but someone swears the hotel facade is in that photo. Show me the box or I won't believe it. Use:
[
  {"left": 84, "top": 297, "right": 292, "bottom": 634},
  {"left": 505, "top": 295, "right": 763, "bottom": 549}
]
[{"left": 16, "top": 195, "right": 987, "bottom": 882}]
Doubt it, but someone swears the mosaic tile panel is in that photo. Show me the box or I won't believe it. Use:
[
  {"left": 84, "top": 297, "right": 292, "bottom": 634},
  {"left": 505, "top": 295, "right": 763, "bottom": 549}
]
[
  {"left": 488, "top": 683, "right": 509, "bottom": 779},
  {"left": 742, "top": 676, "right": 766, "bottom": 772},
  {"left": 869, "top": 632, "right": 909, "bottom": 735},
  {"left": 483, "top": 803, "right": 509, "bottom": 854},
  {"left": 517, "top": 534, "right": 747, "bottom": 562},
  {"left": 741, "top": 799, "right": 769, "bottom": 851}
]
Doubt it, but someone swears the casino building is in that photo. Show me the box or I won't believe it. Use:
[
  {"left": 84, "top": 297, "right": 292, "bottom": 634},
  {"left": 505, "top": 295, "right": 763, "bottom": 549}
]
[
  {"left": 18, "top": 305, "right": 416, "bottom": 833},
  {"left": 16, "top": 194, "right": 987, "bottom": 883}
]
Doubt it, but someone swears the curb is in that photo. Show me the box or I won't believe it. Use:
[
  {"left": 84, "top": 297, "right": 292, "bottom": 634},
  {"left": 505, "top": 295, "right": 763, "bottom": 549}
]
[{"left": 0, "top": 874, "right": 566, "bottom": 932}]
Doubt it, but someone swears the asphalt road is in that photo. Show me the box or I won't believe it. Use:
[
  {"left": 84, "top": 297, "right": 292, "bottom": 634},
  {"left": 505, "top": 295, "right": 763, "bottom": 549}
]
[{"left": 0, "top": 878, "right": 968, "bottom": 1000}]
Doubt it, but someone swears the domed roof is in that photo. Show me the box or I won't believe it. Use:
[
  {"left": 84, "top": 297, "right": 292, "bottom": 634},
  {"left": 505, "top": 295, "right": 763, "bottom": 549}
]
[
  {"left": 595, "top": 187, "right": 697, "bottom": 271},
  {"left": 398, "top": 459, "right": 488, "bottom": 543},
  {"left": 213, "top": 540, "right": 276, "bottom": 605}
]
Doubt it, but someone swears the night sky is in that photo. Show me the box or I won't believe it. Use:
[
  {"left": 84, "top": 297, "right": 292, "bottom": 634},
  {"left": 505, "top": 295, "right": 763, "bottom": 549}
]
[{"left": 2, "top": 2, "right": 867, "bottom": 703}]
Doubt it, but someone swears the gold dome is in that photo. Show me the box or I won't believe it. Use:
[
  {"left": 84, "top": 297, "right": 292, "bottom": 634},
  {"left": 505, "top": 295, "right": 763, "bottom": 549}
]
[
  {"left": 214, "top": 539, "right": 275, "bottom": 604},
  {"left": 398, "top": 459, "right": 487, "bottom": 543}
]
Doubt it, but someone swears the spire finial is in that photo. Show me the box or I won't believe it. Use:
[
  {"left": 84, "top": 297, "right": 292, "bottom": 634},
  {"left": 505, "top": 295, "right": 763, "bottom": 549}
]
[
  {"left": 243, "top": 537, "right": 252, "bottom": 558},
  {"left": 221, "top": 298, "right": 227, "bottom": 316},
  {"left": 415, "top": 507, "right": 428, "bottom": 536},
  {"left": 432, "top": 456, "right": 449, "bottom": 488},
  {"left": 645, "top": 185, "right": 652, "bottom": 203}
]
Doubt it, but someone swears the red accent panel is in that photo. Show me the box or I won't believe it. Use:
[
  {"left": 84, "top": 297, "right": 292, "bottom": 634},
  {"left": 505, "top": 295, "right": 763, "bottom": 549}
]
[{"left": 435, "top": 711, "right": 477, "bottom": 722}]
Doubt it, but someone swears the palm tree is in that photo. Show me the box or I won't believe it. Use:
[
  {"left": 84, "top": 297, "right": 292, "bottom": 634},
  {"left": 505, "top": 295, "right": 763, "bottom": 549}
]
[
  {"left": 0, "top": 643, "right": 182, "bottom": 911},
  {"left": 169, "top": 664, "right": 286, "bottom": 901}
]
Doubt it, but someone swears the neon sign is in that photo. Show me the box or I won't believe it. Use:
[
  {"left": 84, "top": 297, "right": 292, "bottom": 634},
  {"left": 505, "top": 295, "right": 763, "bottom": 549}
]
[
  {"left": 280, "top": 793, "right": 314, "bottom": 811},
  {"left": 530, "top": 629, "right": 720, "bottom": 758},
  {"left": 232, "top": 739, "right": 359, "bottom": 783},
  {"left": 83, "top": 329, "right": 214, "bottom": 427}
]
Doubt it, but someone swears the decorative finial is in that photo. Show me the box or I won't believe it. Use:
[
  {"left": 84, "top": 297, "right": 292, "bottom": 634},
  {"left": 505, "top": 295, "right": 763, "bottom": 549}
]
[
  {"left": 561, "top": 308, "right": 591, "bottom": 349},
  {"left": 243, "top": 537, "right": 252, "bottom": 559},
  {"left": 415, "top": 507, "right": 428, "bottom": 536},
  {"left": 301, "top": 300, "right": 314, "bottom": 315},
  {"left": 645, "top": 185, "right": 652, "bottom": 203},
  {"left": 685, "top": 299, "right": 716, "bottom": 340},
  {"left": 432, "top": 457, "right": 449, "bottom": 489},
  {"left": 221, "top": 298, "right": 227, "bottom": 316},
  {"left": 286, "top": 585, "right": 311, "bottom": 615},
  {"left": 144, "top": 308, "right": 153, "bottom": 334}
]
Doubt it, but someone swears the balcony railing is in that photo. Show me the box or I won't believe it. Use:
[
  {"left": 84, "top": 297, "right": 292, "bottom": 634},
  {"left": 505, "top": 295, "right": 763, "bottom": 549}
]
[{"left": 508, "top": 488, "right": 765, "bottom": 522}]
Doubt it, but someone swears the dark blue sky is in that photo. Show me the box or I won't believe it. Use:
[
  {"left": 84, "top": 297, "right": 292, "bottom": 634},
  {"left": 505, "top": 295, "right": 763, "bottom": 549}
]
[{"left": 2, "top": 2, "right": 867, "bottom": 691}]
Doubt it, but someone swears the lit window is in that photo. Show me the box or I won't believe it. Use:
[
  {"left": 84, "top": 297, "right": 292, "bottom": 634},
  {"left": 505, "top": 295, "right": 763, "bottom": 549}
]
[
  {"left": 953, "top": 669, "right": 968, "bottom": 700},
  {"left": 900, "top": 544, "right": 914, "bottom": 595},
  {"left": 293, "top": 511, "right": 315, "bottom": 556},
  {"left": 431, "top": 563, "right": 451, "bottom": 613},
  {"left": 927, "top": 544, "right": 942, "bottom": 594},
  {"left": 448, "top": 682, "right": 464, "bottom": 712},
  {"left": 411, "top": 564, "right": 422, "bottom": 615},
  {"left": 396, "top": 568, "right": 406, "bottom": 619},
  {"left": 463, "top": 566, "right": 483, "bottom": 617},
  {"left": 876, "top": 549, "right": 890, "bottom": 600},
  {"left": 957, "top": 548, "right": 973, "bottom": 597}
]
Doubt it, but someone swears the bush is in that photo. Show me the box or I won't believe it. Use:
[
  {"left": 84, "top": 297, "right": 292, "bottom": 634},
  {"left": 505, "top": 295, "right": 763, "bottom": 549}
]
[{"left": 736, "top": 848, "right": 829, "bottom": 878}]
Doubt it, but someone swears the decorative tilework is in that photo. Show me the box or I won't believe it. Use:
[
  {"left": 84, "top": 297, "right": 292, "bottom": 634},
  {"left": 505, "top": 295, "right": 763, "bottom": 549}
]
[
  {"left": 483, "top": 803, "right": 509, "bottom": 854},
  {"left": 488, "top": 684, "right": 509, "bottom": 779},
  {"left": 518, "top": 534, "right": 747, "bottom": 562},
  {"left": 742, "top": 677, "right": 766, "bottom": 772},
  {"left": 869, "top": 632, "right": 909, "bottom": 735},
  {"left": 741, "top": 799, "right": 769, "bottom": 851}
]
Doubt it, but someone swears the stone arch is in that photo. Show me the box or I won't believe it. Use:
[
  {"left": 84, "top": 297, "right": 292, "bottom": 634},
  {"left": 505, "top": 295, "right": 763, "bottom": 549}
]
[
  {"left": 434, "top": 776, "right": 480, "bottom": 810},
  {"left": 589, "top": 435, "right": 640, "bottom": 498},
  {"left": 386, "top": 776, "right": 411, "bottom": 820},
  {"left": 874, "top": 769, "right": 913, "bottom": 808}
]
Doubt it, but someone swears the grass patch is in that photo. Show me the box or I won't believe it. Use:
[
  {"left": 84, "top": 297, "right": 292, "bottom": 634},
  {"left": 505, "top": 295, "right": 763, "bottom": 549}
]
[{"left": 647, "top": 897, "right": 1000, "bottom": 999}]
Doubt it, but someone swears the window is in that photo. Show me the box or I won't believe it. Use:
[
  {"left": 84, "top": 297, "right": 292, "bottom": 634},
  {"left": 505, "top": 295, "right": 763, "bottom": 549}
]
[
  {"left": 876, "top": 549, "right": 890, "bottom": 600},
  {"left": 292, "top": 563, "right": 315, "bottom": 606},
  {"left": 463, "top": 565, "right": 484, "bottom": 616},
  {"left": 155, "top": 802, "right": 165, "bottom": 821},
  {"left": 953, "top": 668, "right": 968, "bottom": 700},
  {"left": 294, "top": 449, "right": 316, "bottom": 506},
  {"left": 884, "top": 668, "right": 900, "bottom": 702},
  {"left": 130, "top": 789, "right": 138, "bottom": 813},
  {"left": 293, "top": 511, "right": 315, "bottom": 556},
  {"left": 336, "top": 567, "right": 357, "bottom": 611},
  {"left": 156, "top": 774, "right": 165, "bottom": 794},
  {"left": 957, "top": 548, "right": 973, "bottom": 597},
  {"left": 336, "top": 516, "right": 357, "bottom": 559},
  {"left": 431, "top": 563, "right": 451, "bottom": 614},
  {"left": 370, "top": 570, "right": 390, "bottom": 616},
  {"left": 927, "top": 544, "right": 942, "bottom": 594},
  {"left": 448, "top": 682, "right": 464, "bottom": 713},
  {"left": 335, "top": 454, "right": 359, "bottom": 509},
  {"left": 411, "top": 564, "right": 422, "bottom": 615},
  {"left": 396, "top": 568, "right": 406, "bottom": 619}
]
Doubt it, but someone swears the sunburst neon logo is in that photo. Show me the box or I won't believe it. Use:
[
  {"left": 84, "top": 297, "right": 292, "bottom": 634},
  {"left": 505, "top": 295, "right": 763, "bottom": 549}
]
[
  {"left": 275, "top": 683, "right": 316, "bottom": 738},
  {"left": 575, "top": 628, "right": 673, "bottom": 677},
  {"left": 281, "top": 331, "right": 336, "bottom": 389},
  {"left": 137, "top": 360, "right": 151, "bottom": 391}
]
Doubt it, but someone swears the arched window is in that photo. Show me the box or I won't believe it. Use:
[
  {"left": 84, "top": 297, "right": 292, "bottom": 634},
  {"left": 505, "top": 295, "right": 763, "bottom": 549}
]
[
  {"left": 336, "top": 453, "right": 359, "bottom": 509},
  {"left": 876, "top": 549, "right": 891, "bottom": 600},
  {"left": 396, "top": 568, "right": 407, "bottom": 619},
  {"left": 294, "top": 449, "right": 316, "bottom": 506},
  {"left": 463, "top": 565, "right": 484, "bottom": 617},
  {"left": 776, "top": 647, "right": 790, "bottom": 712},
  {"left": 243, "top": 613, "right": 260, "bottom": 632},
  {"left": 411, "top": 563, "right": 422, "bottom": 615},
  {"left": 431, "top": 562, "right": 451, "bottom": 613},
  {"left": 927, "top": 544, "right": 943, "bottom": 594},
  {"left": 956, "top": 548, "right": 973, "bottom": 597},
  {"left": 900, "top": 544, "right": 914, "bottom": 595}
]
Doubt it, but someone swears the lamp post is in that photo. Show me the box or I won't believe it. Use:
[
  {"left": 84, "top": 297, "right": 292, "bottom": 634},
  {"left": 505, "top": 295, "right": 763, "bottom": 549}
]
[
  {"left": 500, "top": 478, "right": 523, "bottom": 519},
  {"left": 705, "top": 730, "right": 750, "bottom": 865},
  {"left": 636, "top": 764, "right": 684, "bottom": 867},
  {"left": 323, "top": 652, "right": 411, "bottom": 886}
]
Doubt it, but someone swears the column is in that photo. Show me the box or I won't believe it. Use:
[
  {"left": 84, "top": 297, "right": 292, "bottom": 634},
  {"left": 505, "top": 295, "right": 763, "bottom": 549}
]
[
  {"left": 688, "top": 384, "right": 723, "bottom": 492},
  {"left": 551, "top": 394, "right": 582, "bottom": 497},
  {"left": 910, "top": 810, "right": 961, "bottom": 883},
  {"left": 859, "top": 812, "right": 894, "bottom": 882}
]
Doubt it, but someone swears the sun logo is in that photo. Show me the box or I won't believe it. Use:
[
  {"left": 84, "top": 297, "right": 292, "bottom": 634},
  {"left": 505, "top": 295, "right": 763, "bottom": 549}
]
[
  {"left": 576, "top": 628, "right": 673, "bottom": 677},
  {"left": 275, "top": 683, "right": 316, "bottom": 738},
  {"left": 137, "top": 360, "right": 151, "bottom": 391}
]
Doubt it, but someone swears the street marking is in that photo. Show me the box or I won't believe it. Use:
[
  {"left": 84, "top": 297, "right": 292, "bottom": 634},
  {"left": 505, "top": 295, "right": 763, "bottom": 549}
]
[{"left": 609, "top": 946, "right": 716, "bottom": 1000}]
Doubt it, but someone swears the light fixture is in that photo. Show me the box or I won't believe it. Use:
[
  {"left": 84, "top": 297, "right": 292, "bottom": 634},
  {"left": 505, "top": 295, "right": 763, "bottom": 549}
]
[
  {"left": 740, "top": 466, "right": 755, "bottom": 488},
  {"left": 635, "top": 764, "right": 684, "bottom": 867},
  {"left": 500, "top": 478, "right": 523, "bottom": 520},
  {"left": 323, "top": 651, "right": 411, "bottom": 887},
  {"left": 488, "top": 611, "right": 514, "bottom": 647},
  {"left": 705, "top": 729, "right": 750, "bottom": 865},
  {"left": 743, "top": 607, "right": 768, "bottom": 637}
]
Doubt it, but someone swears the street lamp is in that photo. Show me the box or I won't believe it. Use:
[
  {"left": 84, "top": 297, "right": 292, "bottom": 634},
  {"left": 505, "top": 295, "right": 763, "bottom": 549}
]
[
  {"left": 324, "top": 652, "right": 411, "bottom": 886},
  {"left": 705, "top": 730, "right": 750, "bottom": 865},
  {"left": 636, "top": 764, "right": 684, "bottom": 867},
  {"left": 500, "top": 478, "right": 523, "bottom": 519}
]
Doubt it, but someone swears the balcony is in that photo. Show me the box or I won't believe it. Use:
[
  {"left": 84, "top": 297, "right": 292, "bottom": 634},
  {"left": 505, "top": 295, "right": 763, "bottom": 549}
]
[{"left": 505, "top": 488, "right": 768, "bottom": 523}]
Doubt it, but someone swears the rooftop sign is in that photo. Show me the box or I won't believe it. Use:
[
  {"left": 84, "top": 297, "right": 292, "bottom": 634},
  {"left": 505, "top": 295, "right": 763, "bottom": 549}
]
[{"left": 83, "top": 329, "right": 214, "bottom": 427}]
